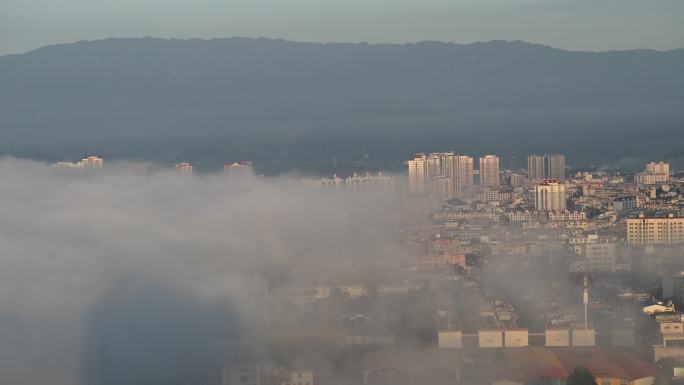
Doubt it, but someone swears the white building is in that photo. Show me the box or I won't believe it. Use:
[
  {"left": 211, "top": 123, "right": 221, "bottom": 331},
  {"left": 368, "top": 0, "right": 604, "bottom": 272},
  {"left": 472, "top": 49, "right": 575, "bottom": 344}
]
[
  {"left": 570, "top": 243, "right": 618, "bottom": 273},
  {"left": 479, "top": 155, "right": 500, "bottom": 187},
  {"left": 174, "top": 162, "right": 193, "bottom": 175},
  {"left": 479, "top": 329, "right": 503, "bottom": 348},
  {"left": 534, "top": 180, "right": 566, "bottom": 211},
  {"left": 548, "top": 211, "right": 587, "bottom": 221},
  {"left": 323, "top": 172, "right": 396, "bottom": 192},
  {"left": 81, "top": 155, "right": 104, "bottom": 169},
  {"left": 627, "top": 214, "right": 684, "bottom": 245},
  {"left": 635, "top": 161, "right": 670, "bottom": 184},
  {"left": 572, "top": 328, "right": 596, "bottom": 346},
  {"left": 527, "top": 155, "right": 545, "bottom": 182},
  {"left": 438, "top": 330, "right": 463, "bottom": 348},
  {"left": 442, "top": 153, "right": 474, "bottom": 198},
  {"left": 408, "top": 153, "right": 430, "bottom": 194},
  {"left": 546, "top": 154, "right": 566, "bottom": 181},
  {"left": 224, "top": 161, "right": 253, "bottom": 177},
  {"left": 281, "top": 371, "right": 316, "bottom": 385},
  {"left": 504, "top": 329, "right": 529, "bottom": 347},
  {"left": 545, "top": 328, "right": 570, "bottom": 347}
]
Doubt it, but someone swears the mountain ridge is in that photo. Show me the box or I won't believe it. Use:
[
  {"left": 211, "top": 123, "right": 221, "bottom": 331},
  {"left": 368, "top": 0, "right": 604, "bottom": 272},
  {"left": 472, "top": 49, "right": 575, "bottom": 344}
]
[{"left": 1, "top": 36, "right": 683, "bottom": 172}]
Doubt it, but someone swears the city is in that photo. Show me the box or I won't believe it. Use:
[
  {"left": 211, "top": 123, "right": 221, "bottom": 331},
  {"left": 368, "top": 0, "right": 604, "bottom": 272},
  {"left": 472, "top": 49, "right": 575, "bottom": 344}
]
[
  {"left": 37, "top": 152, "right": 684, "bottom": 385},
  {"left": 1, "top": 0, "right": 683, "bottom": 384}
]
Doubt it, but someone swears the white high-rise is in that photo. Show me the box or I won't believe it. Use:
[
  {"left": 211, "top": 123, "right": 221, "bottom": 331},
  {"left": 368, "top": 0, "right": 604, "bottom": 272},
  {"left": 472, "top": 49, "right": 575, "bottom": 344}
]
[
  {"left": 534, "top": 180, "right": 566, "bottom": 211},
  {"left": 479, "top": 155, "right": 500, "bottom": 187},
  {"left": 224, "top": 161, "right": 253, "bottom": 177},
  {"left": 408, "top": 153, "right": 430, "bottom": 194},
  {"left": 407, "top": 152, "right": 473, "bottom": 198},
  {"left": 81, "top": 155, "right": 103, "bottom": 169},
  {"left": 646, "top": 162, "right": 670, "bottom": 175},
  {"left": 175, "top": 162, "right": 193, "bottom": 175},
  {"left": 636, "top": 161, "right": 670, "bottom": 184},
  {"left": 546, "top": 154, "right": 566, "bottom": 181},
  {"left": 527, "top": 155, "right": 545, "bottom": 182}
]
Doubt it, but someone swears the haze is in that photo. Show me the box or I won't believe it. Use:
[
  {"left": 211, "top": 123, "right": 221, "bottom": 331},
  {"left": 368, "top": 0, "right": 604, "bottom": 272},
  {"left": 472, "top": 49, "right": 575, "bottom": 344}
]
[{"left": 2, "top": 0, "right": 684, "bottom": 55}]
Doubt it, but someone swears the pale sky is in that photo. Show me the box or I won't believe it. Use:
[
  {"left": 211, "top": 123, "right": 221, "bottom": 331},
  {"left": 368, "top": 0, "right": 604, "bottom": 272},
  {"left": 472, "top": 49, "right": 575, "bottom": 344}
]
[{"left": 1, "top": 0, "right": 683, "bottom": 54}]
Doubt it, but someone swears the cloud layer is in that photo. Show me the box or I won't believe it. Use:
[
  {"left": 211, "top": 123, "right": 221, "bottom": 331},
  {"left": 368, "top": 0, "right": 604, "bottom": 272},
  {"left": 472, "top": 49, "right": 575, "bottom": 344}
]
[{"left": 0, "top": 158, "right": 402, "bottom": 384}]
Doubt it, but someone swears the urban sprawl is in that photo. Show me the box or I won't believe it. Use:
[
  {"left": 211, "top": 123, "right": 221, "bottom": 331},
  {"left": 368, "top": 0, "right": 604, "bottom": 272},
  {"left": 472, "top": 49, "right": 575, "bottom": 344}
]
[{"left": 54, "top": 153, "right": 684, "bottom": 385}]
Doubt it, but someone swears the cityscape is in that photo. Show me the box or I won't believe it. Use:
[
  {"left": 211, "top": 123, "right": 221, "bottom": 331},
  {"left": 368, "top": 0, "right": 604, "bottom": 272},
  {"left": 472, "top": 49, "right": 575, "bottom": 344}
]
[
  {"left": 1, "top": 0, "right": 683, "bottom": 384},
  {"left": 28, "top": 150, "right": 684, "bottom": 385}
]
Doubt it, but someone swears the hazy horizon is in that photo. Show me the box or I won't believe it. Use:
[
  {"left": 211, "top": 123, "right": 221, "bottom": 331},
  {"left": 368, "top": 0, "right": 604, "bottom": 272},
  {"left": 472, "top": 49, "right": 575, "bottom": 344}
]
[
  {"left": 5, "top": 35, "right": 684, "bottom": 58},
  {"left": 2, "top": 0, "right": 684, "bottom": 55}
]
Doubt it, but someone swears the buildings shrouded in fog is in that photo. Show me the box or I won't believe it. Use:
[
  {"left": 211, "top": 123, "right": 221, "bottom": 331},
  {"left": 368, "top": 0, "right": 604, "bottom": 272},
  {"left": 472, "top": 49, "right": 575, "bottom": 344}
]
[
  {"left": 53, "top": 155, "right": 104, "bottom": 170},
  {"left": 175, "top": 162, "right": 193, "bottom": 175},
  {"left": 408, "top": 153, "right": 430, "bottom": 194},
  {"left": 479, "top": 155, "right": 500, "bottom": 187},
  {"left": 534, "top": 180, "right": 566, "bottom": 211},
  {"left": 81, "top": 155, "right": 104, "bottom": 169},
  {"left": 528, "top": 154, "right": 566, "bottom": 181},
  {"left": 224, "top": 161, "right": 253, "bottom": 177},
  {"left": 443, "top": 153, "right": 474, "bottom": 198},
  {"left": 635, "top": 161, "right": 670, "bottom": 184},
  {"left": 320, "top": 172, "right": 396, "bottom": 191},
  {"left": 509, "top": 173, "right": 526, "bottom": 187},
  {"left": 407, "top": 152, "right": 473, "bottom": 198}
]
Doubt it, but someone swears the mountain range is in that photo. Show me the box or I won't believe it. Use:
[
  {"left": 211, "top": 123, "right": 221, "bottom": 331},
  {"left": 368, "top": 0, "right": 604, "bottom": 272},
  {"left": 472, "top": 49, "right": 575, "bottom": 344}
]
[{"left": 1, "top": 37, "right": 683, "bottom": 173}]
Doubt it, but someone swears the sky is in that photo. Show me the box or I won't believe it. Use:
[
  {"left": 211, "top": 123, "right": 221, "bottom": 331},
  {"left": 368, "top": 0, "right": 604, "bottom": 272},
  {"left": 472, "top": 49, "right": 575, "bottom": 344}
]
[{"left": 1, "top": 0, "right": 683, "bottom": 55}]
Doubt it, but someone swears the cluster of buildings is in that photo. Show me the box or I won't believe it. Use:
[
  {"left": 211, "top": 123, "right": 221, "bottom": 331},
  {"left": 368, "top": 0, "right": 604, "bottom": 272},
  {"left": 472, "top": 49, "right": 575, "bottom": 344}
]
[
  {"left": 53, "top": 155, "right": 255, "bottom": 177},
  {"left": 174, "top": 161, "right": 254, "bottom": 177},
  {"left": 318, "top": 172, "right": 397, "bottom": 191},
  {"left": 51, "top": 152, "right": 684, "bottom": 385},
  {"left": 53, "top": 155, "right": 104, "bottom": 169}
]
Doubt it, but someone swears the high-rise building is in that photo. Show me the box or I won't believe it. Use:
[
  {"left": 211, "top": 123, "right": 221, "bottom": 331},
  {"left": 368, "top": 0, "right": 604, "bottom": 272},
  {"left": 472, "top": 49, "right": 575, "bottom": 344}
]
[
  {"left": 408, "top": 153, "right": 430, "bottom": 194},
  {"left": 546, "top": 154, "right": 566, "bottom": 181},
  {"left": 443, "top": 154, "right": 473, "bottom": 198},
  {"left": 527, "top": 155, "right": 545, "bottom": 182},
  {"left": 224, "top": 161, "right": 253, "bottom": 177},
  {"left": 427, "top": 153, "right": 442, "bottom": 178},
  {"left": 343, "top": 172, "right": 396, "bottom": 191},
  {"left": 479, "top": 155, "right": 500, "bottom": 187},
  {"left": 431, "top": 175, "right": 451, "bottom": 202},
  {"left": 408, "top": 152, "right": 473, "bottom": 198},
  {"left": 534, "top": 180, "right": 566, "bottom": 211},
  {"left": 53, "top": 161, "right": 83, "bottom": 169},
  {"left": 646, "top": 162, "right": 670, "bottom": 175},
  {"left": 81, "top": 155, "right": 103, "bottom": 169},
  {"left": 635, "top": 162, "right": 670, "bottom": 184},
  {"left": 510, "top": 173, "right": 526, "bottom": 187},
  {"left": 175, "top": 162, "right": 193, "bottom": 175},
  {"left": 627, "top": 214, "right": 684, "bottom": 245}
]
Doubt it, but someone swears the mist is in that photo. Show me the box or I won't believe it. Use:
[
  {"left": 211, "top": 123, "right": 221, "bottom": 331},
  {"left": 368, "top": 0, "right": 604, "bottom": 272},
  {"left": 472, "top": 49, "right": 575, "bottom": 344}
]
[{"left": 0, "top": 158, "right": 404, "bottom": 385}]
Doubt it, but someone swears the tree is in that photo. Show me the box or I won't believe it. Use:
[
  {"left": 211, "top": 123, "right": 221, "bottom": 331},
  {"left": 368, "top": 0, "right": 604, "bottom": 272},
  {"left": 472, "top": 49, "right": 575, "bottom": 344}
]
[{"left": 567, "top": 367, "right": 598, "bottom": 385}]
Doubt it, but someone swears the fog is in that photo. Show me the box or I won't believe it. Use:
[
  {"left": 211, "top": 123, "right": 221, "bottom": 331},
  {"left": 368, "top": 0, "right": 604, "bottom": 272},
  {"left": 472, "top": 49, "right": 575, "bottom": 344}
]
[{"left": 0, "top": 158, "right": 404, "bottom": 385}]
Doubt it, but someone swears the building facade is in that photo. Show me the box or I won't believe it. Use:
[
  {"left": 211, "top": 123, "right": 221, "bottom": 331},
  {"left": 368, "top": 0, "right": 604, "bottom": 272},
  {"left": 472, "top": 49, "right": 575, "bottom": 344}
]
[
  {"left": 408, "top": 153, "right": 430, "bottom": 194},
  {"left": 174, "top": 162, "right": 193, "bottom": 175},
  {"left": 225, "top": 161, "right": 254, "bottom": 177},
  {"left": 81, "top": 155, "right": 104, "bottom": 169},
  {"left": 546, "top": 154, "right": 566, "bottom": 181},
  {"left": 627, "top": 215, "right": 684, "bottom": 245},
  {"left": 479, "top": 155, "right": 500, "bottom": 187},
  {"left": 635, "top": 161, "right": 670, "bottom": 184},
  {"left": 534, "top": 180, "right": 567, "bottom": 211},
  {"left": 528, "top": 155, "right": 545, "bottom": 182}
]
